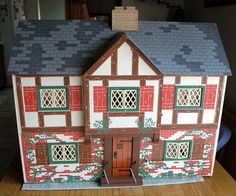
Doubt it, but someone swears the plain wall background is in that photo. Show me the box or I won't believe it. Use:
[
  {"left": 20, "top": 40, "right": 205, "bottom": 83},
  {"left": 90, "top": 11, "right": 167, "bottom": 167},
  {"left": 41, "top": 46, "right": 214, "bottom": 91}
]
[
  {"left": 122, "top": 0, "right": 184, "bottom": 21},
  {"left": 39, "top": 0, "right": 66, "bottom": 19}
]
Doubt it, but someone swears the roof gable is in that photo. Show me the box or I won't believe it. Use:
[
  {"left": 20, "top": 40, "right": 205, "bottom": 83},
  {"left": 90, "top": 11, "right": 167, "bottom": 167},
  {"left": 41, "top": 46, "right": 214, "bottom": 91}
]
[{"left": 83, "top": 33, "right": 162, "bottom": 77}]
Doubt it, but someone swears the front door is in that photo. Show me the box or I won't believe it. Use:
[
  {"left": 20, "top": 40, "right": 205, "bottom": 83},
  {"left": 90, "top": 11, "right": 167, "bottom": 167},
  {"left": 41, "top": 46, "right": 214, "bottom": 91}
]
[{"left": 112, "top": 137, "right": 132, "bottom": 176}]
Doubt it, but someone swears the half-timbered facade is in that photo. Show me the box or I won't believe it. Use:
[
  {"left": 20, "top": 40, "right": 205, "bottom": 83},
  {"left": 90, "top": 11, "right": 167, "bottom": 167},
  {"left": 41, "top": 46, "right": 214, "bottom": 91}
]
[{"left": 8, "top": 18, "right": 231, "bottom": 187}]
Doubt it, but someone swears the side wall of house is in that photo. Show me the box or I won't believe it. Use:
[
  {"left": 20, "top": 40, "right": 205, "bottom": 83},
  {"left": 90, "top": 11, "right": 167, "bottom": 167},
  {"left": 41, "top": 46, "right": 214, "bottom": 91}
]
[
  {"left": 21, "top": 132, "right": 104, "bottom": 183},
  {"left": 140, "top": 128, "right": 216, "bottom": 178},
  {"left": 161, "top": 76, "right": 220, "bottom": 125},
  {"left": 20, "top": 76, "right": 84, "bottom": 128},
  {"left": 13, "top": 75, "right": 104, "bottom": 183},
  {"left": 140, "top": 76, "right": 227, "bottom": 178}
]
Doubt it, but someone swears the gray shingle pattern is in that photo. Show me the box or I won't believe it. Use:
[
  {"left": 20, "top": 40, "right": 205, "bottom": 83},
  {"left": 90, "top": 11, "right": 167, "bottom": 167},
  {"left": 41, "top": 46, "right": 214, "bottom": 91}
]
[{"left": 8, "top": 20, "right": 231, "bottom": 76}]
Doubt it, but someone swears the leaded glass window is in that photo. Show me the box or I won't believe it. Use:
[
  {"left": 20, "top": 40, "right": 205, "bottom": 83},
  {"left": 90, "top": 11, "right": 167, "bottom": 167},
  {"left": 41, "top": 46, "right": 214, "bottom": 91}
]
[
  {"left": 108, "top": 87, "right": 139, "bottom": 111},
  {"left": 48, "top": 143, "right": 78, "bottom": 164},
  {"left": 38, "top": 87, "right": 69, "bottom": 110},
  {"left": 164, "top": 141, "right": 192, "bottom": 160},
  {"left": 175, "top": 86, "right": 204, "bottom": 109}
]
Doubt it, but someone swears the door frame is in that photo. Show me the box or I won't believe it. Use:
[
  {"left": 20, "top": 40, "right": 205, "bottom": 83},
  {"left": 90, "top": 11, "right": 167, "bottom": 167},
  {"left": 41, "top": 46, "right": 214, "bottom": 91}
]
[{"left": 104, "top": 136, "right": 141, "bottom": 178}]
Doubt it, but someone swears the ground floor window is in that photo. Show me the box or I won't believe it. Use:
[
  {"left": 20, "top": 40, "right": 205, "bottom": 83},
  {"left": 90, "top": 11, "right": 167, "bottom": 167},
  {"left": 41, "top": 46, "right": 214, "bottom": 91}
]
[
  {"left": 164, "top": 140, "right": 192, "bottom": 160},
  {"left": 48, "top": 143, "right": 78, "bottom": 164}
]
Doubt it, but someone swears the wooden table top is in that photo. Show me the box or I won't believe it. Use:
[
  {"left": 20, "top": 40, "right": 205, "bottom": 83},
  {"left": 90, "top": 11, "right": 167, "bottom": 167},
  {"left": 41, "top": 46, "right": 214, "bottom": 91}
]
[{"left": 0, "top": 160, "right": 235, "bottom": 196}]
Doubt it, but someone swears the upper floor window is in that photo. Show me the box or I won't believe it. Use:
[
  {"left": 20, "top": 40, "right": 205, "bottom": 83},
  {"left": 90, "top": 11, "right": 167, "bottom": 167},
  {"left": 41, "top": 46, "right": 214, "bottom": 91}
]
[
  {"left": 164, "top": 140, "right": 192, "bottom": 161},
  {"left": 175, "top": 86, "right": 204, "bottom": 109},
  {"left": 37, "top": 86, "right": 69, "bottom": 111},
  {"left": 108, "top": 87, "right": 140, "bottom": 112},
  {"left": 48, "top": 143, "right": 78, "bottom": 164}
]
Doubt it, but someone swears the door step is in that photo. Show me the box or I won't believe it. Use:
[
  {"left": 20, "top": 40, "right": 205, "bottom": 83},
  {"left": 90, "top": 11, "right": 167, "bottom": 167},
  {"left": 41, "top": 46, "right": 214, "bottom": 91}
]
[{"left": 101, "top": 176, "right": 143, "bottom": 187}]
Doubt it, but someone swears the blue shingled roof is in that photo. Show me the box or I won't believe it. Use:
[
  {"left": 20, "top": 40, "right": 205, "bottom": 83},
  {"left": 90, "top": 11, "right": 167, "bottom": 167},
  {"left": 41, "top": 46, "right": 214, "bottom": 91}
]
[{"left": 8, "top": 20, "right": 231, "bottom": 76}]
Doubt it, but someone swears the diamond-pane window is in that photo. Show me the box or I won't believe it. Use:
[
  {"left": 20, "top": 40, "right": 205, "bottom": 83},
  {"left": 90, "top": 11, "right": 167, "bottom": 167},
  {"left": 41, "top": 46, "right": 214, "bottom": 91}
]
[
  {"left": 164, "top": 141, "right": 192, "bottom": 160},
  {"left": 38, "top": 87, "right": 69, "bottom": 110},
  {"left": 175, "top": 86, "right": 204, "bottom": 109},
  {"left": 109, "top": 87, "right": 139, "bottom": 111},
  {"left": 48, "top": 143, "right": 78, "bottom": 164}
]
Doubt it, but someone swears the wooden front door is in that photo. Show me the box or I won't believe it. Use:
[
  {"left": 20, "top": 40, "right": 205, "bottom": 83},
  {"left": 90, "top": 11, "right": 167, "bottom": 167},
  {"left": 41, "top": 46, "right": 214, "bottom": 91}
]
[{"left": 112, "top": 137, "right": 132, "bottom": 176}]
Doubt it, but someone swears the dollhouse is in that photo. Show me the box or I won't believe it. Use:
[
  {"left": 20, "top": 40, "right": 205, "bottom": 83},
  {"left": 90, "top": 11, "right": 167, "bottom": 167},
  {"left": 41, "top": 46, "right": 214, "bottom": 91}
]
[{"left": 8, "top": 7, "right": 231, "bottom": 187}]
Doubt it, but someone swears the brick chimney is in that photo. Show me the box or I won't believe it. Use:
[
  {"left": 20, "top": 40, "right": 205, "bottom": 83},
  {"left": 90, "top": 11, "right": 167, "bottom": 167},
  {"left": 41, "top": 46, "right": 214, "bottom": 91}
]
[{"left": 112, "top": 6, "right": 138, "bottom": 31}]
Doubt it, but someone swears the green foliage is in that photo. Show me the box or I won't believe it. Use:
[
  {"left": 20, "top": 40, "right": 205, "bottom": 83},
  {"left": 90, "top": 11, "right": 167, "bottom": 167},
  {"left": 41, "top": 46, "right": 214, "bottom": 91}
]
[
  {"left": 184, "top": 130, "right": 213, "bottom": 140},
  {"left": 135, "top": 118, "right": 155, "bottom": 132},
  {"left": 67, "top": 175, "right": 76, "bottom": 181},
  {"left": 177, "top": 173, "right": 187, "bottom": 177},
  {"left": 144, "top": 118, "right": 156, "bottom": 128},
  {"left": 139, "top": 166, "right": 152, "bottom": 178},
  {"left": 161, "top": 171, "right": 174, "bottom": 178},
  {"left": 91, "top": 170, "right": 103, "bottom": 181},
  {"left": 28, "top": 132, "right": 57, "bottom": 145},
  {"left": 93, "top": 118, "right": 112, "bottom": 132}
]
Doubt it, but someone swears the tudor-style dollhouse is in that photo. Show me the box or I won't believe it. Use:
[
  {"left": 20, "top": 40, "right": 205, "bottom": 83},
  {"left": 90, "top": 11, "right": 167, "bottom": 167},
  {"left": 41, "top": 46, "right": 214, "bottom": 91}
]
[{"left": 8, "top": 7, "right": 231, "bottom": 187}]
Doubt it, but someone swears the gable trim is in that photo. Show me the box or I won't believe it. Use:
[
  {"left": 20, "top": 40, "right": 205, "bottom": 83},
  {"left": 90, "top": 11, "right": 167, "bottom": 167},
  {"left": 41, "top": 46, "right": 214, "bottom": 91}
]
[
  {"left": 125, "top": 39, "right": 162, "bottom": 76},
  {"left": 83, "top": 33, "right": 126, "bottom": 77},
  {"left": 83, "top": 33, "right": 163, "bottom": 77},
  {"left": 111, "top": 51, "right": 118, "bottom": 75},
  {"left": 132, "top": 49, "right": 138, "bottom": 75}
]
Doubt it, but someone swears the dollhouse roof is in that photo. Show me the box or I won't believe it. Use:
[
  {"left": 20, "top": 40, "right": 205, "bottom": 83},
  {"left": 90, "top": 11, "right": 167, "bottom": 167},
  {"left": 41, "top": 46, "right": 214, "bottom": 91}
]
[{"left": 8, "top": 20, "right": 231, "bottom": 76}]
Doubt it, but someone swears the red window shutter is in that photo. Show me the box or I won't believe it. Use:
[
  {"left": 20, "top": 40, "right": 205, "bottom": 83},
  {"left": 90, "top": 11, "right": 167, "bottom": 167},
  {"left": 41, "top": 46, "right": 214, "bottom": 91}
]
[
  {"left": 93, "top": 86, "right": 107, "bottom": 112},
  {"left": 69, "top": 86, "right": 82, "bottom": 111},
  {"left": 79, "top": 142, "right": 92, "bottom": 164},
  {"left": 140, "top": 86, "right": 154, "bottom": 112},
  {"left": 192, "top": 139, "right": 205, "bottom": 160},
  {"left": 204, "top": 85, "right": 217, "bottom": 109},
  {"left": 23, "top": 86, "right": 38, "bottom": 112},
  {"left": 152, "top": 140, "right": 164, "bottom": 161},
  {"left": 35, "top": 143, "right": 49, "bottom": 165},
  {"left": 161, "top": 85, "right": 175, "bottom": 110}
]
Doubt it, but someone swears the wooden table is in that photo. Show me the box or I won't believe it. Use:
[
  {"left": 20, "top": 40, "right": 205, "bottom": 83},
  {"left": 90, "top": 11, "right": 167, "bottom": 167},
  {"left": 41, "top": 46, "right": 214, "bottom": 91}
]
[{"left": 0, "top": 160, "right": 235, "bottom": 196}]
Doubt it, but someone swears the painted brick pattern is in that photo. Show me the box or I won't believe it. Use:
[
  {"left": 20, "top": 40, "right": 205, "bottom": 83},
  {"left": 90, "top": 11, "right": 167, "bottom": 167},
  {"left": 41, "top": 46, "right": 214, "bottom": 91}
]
[
  {"left": 23, "top": 86, "right": 38, "bottom": 112},
  {"left": 112, "top": 7, "right": 138, "bottom": 31},
  {"left": 69, "top": 86, "right": 82, "bottom": 111},
  {"left": 93, "top": 86, "right": 107, "bottom": 112},
  {"left": 140, "top": 86, "right": 154, "bottom": 112},
  {"left": 139, "top": 128, "right": 217, "bottom": 178},
  {"left": 160, "top": 129, "right": 178, "bottom": 139},
  {"left": 21, "top": 131, "right": 104, "bottom": 183},
  {"left": 204, "top": 85, "right": 217, "bottom": 109},
  {"left": 161, "top": 85, "right": 175, "bottom": 109}
]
